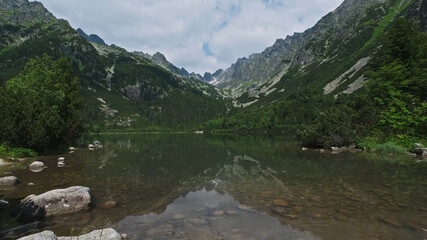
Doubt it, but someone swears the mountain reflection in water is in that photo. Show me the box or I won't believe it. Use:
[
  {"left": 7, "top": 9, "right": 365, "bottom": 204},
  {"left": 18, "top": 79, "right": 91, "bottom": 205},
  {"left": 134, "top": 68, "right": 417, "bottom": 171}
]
[{"left": 117, "top": 188, "right": 319, "bottom": 240}]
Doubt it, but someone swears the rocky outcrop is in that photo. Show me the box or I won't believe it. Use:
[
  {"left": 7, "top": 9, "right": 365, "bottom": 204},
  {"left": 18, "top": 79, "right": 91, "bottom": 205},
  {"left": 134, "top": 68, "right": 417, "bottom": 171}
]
[
  {"left": 17, "top": 186, "right": 92, "bottom": 220},
  {"left": 18, "top": 228, "right": 121, "bottom": 240},
  {"left": 0, "top": 176, "right": 19, "bottom": 186},
  {"left": 0, "top": 0, "right": 56, "bottom": 25}
]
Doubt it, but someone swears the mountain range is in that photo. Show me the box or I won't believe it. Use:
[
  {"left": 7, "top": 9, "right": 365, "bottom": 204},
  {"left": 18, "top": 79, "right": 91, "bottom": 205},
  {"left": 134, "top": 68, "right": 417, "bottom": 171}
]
[{"left": 0, "top": 0, "right": 425, "bottom": 131}]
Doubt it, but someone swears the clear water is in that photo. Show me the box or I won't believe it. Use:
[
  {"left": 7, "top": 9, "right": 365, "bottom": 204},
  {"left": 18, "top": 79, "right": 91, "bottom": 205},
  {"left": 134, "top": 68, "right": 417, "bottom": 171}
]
[{"left": 1, "top": 134, "right": 426, "bottom": 239}]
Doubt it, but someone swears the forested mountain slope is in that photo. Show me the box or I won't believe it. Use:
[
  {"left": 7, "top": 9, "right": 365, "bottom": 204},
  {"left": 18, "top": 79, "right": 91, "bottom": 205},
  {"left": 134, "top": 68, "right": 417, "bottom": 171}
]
[{"left": 0, "top": 0, "right": 228, "bottom": 132}]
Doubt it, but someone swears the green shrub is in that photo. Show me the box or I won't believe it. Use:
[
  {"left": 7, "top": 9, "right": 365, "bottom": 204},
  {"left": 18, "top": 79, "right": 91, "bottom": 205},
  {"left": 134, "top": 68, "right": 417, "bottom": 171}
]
[
  {"left": 0, "top": 55, "right": 83, "bottom": 151},
  {"left": 0, "top": 145, "right": 37, "bottom": 160}
]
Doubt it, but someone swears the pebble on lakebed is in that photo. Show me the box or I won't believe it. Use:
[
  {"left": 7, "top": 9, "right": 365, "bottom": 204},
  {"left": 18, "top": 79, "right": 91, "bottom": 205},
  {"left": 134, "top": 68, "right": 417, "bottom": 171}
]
[
  {"left": 101, "top": 200, "right": 118, "bottom": 209},
  {"left": 273, "top": 199, "right": 289, "bottom": 207}
]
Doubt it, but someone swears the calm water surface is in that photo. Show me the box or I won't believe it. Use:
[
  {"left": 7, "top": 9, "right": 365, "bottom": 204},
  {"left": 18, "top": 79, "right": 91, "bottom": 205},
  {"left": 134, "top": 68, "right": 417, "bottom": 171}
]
[{"left": 0, "top": 134, "right": 426, "bottom": 239}]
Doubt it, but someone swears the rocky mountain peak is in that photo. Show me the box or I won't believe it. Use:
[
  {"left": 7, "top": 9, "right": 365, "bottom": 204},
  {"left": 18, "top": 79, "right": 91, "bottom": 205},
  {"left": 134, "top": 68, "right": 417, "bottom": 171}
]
[
  {"left": 213, "top": 0, "right": 412, "bottom": 90},
  {"left": 76, "top": 28, "right": 106, "bottom": 45},
  {"left": 0, "top": 0, "right": 55, "bottom": 25},
  {"left": 151, "top": 52, "right": 168, "bottom": 63}
]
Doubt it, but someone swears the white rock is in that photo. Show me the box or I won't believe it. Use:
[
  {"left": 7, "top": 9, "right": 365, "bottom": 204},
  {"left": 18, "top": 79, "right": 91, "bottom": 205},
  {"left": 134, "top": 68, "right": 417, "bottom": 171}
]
[
  {"left": 29, "top": 161, "right": 44, "bottom": 169},
  {"left": 0, "top": 176, "right": 19, "bottom": 186},
  {"left": 18, "top": 228, "right": 121, "bottom": 240},
  {"left": 18, "top": 186, "right": 92, "bottom": 219},
  {"left": 58, "top": 228, "right": 121, "bottom": 240},
  {"left": 88, "top": 144, "right": 95, "bottom": 148},
  {"left": 58, "top": 157, "right": 65, "bottom": 162},
  {"left": 18, "top": 230, "right": 57, "bottom": 240},
  {"left": 57, "top": 162, "right": 65, "bottom": 167}
]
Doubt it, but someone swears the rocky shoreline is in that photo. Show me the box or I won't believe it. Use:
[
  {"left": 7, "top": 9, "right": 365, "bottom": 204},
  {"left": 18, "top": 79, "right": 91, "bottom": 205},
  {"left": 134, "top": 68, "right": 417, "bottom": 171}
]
[
  {"left": 0, "top": 141, "right": 125, "bottom": 239},
  {"left": 301, "top": 143, "right": 427, "bottom": 161}
]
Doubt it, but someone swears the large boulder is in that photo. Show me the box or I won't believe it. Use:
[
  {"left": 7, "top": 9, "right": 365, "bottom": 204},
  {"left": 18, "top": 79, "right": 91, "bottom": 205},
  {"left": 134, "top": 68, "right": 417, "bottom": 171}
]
[
  {"left": 18, "top": 229, "right": 121, "bottom": 240},
  {"left": 17, "top": 186, "right": 92, "bottom": 220},
  {"left": 0, "top": 176, "right": 19, "bottom": 186}
]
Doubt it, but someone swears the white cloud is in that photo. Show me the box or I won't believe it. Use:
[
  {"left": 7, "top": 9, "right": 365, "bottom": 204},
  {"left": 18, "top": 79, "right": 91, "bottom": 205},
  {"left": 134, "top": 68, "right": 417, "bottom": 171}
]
[{"left": 31, "top": 0, "right": 344, "bottom": 74}]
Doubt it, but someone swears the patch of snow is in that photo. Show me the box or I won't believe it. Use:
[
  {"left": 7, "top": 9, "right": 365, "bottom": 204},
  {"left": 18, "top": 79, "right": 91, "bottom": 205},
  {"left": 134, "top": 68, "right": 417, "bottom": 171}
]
[{"left": 87, "top": 87, "right": 96, "bottom": 92}]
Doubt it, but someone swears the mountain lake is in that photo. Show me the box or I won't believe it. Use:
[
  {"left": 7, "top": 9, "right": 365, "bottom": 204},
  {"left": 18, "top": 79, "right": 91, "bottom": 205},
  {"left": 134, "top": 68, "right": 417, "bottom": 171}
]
[{"left": 0, "top": 134, "right": 426, "bottom": 239}]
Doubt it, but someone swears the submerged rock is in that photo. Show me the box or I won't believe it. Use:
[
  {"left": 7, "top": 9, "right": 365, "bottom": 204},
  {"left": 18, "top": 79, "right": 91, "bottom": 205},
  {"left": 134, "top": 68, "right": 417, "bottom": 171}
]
[
  {"left": 213, "top": 210, "right": 224, "bottom": 216},
  {"left": 173, "top": 214, "right": 186, "bottom": 220},
  {"left": 273, "top": 199, "right": 289, "bottom": 207},
  {"left": 0, "top": 222, "right": 45, "bottom": 240},
  {"left": 17, "top": 186, "right": 92, "bottom": 220},
  {"left": 0, "top": 176, "right": 19, "bottom": 186},
  {"left": 101, "top": 201, "right": 117, "bottom": 209}
]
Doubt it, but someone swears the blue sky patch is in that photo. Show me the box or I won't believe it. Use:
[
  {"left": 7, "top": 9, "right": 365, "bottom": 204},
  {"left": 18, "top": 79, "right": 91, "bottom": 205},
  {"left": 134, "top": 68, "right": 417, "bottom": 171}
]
[{"left": 203, "top": 43, "right": 214, "bottom": 56}]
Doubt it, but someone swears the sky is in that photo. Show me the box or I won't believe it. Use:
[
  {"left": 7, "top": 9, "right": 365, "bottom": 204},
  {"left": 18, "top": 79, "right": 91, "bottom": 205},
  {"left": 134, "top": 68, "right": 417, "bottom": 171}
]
[{"left": 32, "top": 0, "right": 344, "bottom": 74}]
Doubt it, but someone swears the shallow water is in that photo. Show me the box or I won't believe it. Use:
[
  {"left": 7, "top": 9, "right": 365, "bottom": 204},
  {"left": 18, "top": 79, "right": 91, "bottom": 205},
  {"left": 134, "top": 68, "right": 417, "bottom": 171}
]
[{"left": 0, "top": 134, "right": 426, "bottom": 239}]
